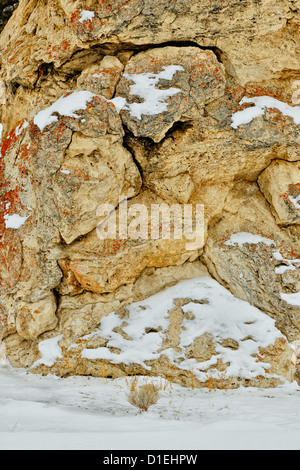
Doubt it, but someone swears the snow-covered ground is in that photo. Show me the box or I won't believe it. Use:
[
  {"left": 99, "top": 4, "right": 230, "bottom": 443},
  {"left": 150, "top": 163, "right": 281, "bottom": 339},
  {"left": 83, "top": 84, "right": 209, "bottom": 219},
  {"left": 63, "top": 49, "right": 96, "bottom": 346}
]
[{"left": 0, "top": 364, "right": 300, "bottom": 450}]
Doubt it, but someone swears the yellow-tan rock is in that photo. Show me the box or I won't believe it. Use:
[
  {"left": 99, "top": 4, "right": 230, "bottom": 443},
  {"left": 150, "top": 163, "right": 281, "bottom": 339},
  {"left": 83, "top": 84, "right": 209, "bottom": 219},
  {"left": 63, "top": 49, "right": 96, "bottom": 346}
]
[
  {"left": 0, "top": 0, "right": 300, "bottom": 388},
  {"left": 258, "top": 160, "right": 300, "bottom": 226}
]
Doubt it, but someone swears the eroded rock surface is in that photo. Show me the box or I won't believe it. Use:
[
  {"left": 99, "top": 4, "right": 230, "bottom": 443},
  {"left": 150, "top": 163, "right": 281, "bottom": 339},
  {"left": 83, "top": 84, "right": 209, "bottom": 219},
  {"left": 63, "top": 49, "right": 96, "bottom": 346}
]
[
  {"left": 0, "top": 0, "right": 300, "bottom": 387},
  {"left": 115, "top": 46, "right": 226, "bottom": 142},
  {"left": 30, "top": 277, "right": 296, "bottom": 388}
]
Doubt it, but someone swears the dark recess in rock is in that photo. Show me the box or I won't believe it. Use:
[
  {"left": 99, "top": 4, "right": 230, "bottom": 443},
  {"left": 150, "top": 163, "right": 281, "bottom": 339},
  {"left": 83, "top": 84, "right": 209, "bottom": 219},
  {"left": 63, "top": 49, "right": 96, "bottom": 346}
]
[{"left": 0, "top": 0, "right": 19, "bottom": 33}]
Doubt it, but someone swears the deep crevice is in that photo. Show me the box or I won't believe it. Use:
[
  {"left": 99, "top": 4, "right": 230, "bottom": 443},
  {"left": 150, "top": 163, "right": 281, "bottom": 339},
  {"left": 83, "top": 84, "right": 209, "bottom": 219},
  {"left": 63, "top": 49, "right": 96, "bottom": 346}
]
[
  {"left": 122, "top": 123, "right": 145, "bottom": 180},
  {"left": 128, "top": 40, "right": 224, "bottom": 64},
  {"left": 57, "top": 39, "right": 224, "bottom": 76},
  {"left": 162, "top": 120, "right": 194, "bottom": 140},
  {"left": 124, "top": 119, "right": 194, "bottom": 169}
]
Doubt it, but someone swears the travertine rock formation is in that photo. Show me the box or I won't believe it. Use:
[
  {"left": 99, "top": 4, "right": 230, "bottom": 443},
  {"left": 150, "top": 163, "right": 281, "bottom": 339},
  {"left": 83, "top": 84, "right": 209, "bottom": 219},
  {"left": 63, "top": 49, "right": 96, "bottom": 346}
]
[{"left": 0, "top": 0, "right": 299, "bottom": 388}]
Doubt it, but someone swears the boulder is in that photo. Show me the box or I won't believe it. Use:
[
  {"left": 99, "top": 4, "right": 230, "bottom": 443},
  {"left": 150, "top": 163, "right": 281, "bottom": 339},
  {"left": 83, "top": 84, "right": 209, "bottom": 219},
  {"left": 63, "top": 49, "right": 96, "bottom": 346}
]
[{"left": 30, "top": 277, "right": 296, "bottom": 389}]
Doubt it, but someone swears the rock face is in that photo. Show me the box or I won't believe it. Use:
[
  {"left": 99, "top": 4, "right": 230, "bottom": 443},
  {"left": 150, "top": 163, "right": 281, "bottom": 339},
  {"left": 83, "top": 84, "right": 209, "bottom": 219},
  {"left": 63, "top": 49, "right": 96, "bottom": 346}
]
[
  {"left": 0, "top": 0, "right": 300, "bottom": 388},
  {"left": 30, "top": 277, "right": 296, "bottom": 388}
]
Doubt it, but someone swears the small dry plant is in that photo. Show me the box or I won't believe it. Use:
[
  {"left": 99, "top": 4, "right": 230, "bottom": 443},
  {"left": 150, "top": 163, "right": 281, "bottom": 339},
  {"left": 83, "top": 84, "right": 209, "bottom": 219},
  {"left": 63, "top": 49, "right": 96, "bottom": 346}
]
[
  {"left": 127, "top": 382, "right": 161, "bottom": 412},
  {"left": 125, "top": 374, "right": 140, "bottom": 392}
]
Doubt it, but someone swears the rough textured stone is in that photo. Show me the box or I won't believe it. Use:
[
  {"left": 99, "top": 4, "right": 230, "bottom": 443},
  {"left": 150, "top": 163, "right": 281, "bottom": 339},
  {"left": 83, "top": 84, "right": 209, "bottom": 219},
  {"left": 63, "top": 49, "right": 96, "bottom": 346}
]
[
  {"left": 258, "top": 160, "right": 300, "bottom": 226},
  {"left": 1, "top": 0, "right": 300, "bottom": 388},
  {"left": 202, "top": 182, "right": 300, "bottom": 342},
  {"left": 15, "top": 293, "right": 57, "bottom": 340},
  {"left": 115, "top": 46, "right": 226, "bottom": 142},
  {"left": 57, "top": 189, "right": 203, "bottom": 295},
  {"left": 30, "top": 276, "right": 296, "bottom": 389},
  {"left": 1, "top": 0, "right": 299, "bottom": 87},
  {"left": 0, "top": 90, "right": 142, "bottom": 339},
  {"left": 77, "top": 56, "right": 124, "bottom": 99}
]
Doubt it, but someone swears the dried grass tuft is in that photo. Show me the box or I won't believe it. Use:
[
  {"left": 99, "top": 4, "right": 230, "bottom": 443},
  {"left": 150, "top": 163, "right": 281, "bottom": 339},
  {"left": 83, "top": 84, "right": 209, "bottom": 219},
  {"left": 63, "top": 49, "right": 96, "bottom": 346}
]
[{"left": 127, "top": 383, "right": 161, "bottom": 412}]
